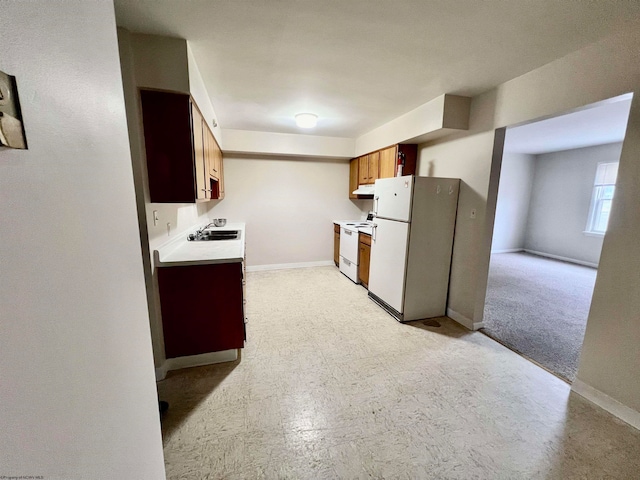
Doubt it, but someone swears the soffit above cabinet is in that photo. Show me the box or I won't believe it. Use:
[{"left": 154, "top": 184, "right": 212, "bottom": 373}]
[{"left": 221, "top": 94, "right": 470, "bottom": 159}]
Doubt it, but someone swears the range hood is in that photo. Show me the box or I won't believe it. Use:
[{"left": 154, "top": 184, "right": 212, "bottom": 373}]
[{"left": 352, "top": 184, "right": 375, "bottom": 196}]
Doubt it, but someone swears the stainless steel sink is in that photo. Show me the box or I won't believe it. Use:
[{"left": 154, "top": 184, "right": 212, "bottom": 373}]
[{"left": 187, "top": 229, "right": 240, "bottom": 241}]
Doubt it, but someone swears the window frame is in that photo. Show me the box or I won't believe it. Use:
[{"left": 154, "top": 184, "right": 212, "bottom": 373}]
[{"left": 584, "top": 162, "right": 618, "bottom": 236}]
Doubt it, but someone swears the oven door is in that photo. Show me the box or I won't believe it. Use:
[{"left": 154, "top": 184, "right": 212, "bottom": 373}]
[{"left": 339, "top": 227, "right": 358, "bottom": 264}]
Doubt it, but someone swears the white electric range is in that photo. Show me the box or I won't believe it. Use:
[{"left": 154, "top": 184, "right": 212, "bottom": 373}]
[{"left": 336, "top": 220, "right": 373, "bottom": 283}]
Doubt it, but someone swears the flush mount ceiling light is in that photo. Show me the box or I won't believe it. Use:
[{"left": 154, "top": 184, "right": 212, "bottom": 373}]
[{"left": 295, "top": 113, "right": 318, "bottom": 129}]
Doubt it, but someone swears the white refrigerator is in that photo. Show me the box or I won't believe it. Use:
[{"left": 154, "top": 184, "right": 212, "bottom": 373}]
[{"left": 368, "top": 175, "right": 460, "bottom": 322}]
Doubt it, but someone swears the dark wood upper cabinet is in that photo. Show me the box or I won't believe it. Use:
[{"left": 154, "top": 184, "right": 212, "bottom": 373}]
[
  {"left": 140, "top": 89, "right": 224, "bottom": 203},
  {"left": 140, "top": 90, "right": 196, "bottom": 203}
]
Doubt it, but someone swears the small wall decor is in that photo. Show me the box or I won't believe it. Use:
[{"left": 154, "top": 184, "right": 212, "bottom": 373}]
[{"left": 0, "top": 70, "right": 28, "bottom": 149}]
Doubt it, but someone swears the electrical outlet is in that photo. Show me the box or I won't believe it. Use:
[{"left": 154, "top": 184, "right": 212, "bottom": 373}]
[
  {"left": 470, "top": 209, "right": 477, "bottom": 219},
  {"left": 153, "top": 210, "right": 159, "bottom": 226}
]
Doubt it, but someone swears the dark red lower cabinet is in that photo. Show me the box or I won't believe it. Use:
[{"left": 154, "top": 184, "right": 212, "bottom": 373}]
[{"left": 157, "top": 262, "right": 245, "bottom": 359}]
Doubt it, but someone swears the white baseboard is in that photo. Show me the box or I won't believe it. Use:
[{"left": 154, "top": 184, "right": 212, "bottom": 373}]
[
  {"left": 491, "top": 248, "right": 524, "bottom": 254},
  {"left": 246, "top": 260, "right": 334, "bottom": 272},
  {"left": 155, "top": 363, "right": 168, "bottom": 382},
  {"left": 447, "top": 308, "right": 484, "bottom": 331},
  {"left": 155, "top": 349, "right": 238, "bottom": 381},
  {"left": 524, "top": 249, "right": 598, "bottom": 268},
  {"left": 572, "top": 379, "right": 640, "bottom": 431}
]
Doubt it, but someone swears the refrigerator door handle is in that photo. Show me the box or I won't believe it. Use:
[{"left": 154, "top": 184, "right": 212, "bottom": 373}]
[
  {"left": 374, "top": 195, "right": 379, "bottom": 216},
  {"left": 372, "top": 223, "right": 377, "bottom": 242}
]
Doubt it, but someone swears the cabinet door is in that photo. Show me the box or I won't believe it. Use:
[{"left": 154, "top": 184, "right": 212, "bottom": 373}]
[
  {"left": 140, "top": 90, "right": 196, "bottom": 203},
  {"left": 334, "top": 230, "right": 340, "bottom": 266},
  {"left": 358, "top": 156, "right": 368, "bottom": 185},
  {"left": 367, "top": 151, "right": 379, "bottom": 183},
  {"left": 206, "top": 127, "right": 220, "bottom": 181},
  {"left": 218, "top": 152, "right": 225, "bottom": 199},
  {"left": 158, "top": 262, "right": 245, "bottom": 358},
  {"left": 349, "top": 158, "right": 359, "bottom": 198},
  {"left": 379, "top": 146, "right": 397, "bottom": 179},
  {"left": 191, "top": 104, "right": 208, "bottom": 200},
  {"left": 359, "top": 240, "right": 371, "bottom": 287}
]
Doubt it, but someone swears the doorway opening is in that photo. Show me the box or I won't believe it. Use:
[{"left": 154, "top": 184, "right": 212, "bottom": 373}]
[{"left": 481, "top": 93, "right": 633, "bottom": 382}]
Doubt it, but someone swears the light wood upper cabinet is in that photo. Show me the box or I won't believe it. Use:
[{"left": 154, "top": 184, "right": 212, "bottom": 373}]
[
  {"left": 377, "top": 144, "right": 418, "bottom": 180},
  {"left": 357, "top": 152, "right": 380, "bottom": 185},
  {"left": 367, "top": 151, "right": 379, "bottom": 183},
  {"left": 347, "top": 144, "right": 418, "bottom": 198},
  {"left": 203, "top": 125, "right": 225, "bottom": 199},
  {"left": 358, "top": 156, "right": 368, "bottom": 185},
  {"left": 349, "top": 158, "right": 359, "bottom": 199},
  {"left": 206, "top": 127, "right": 218, "bottom": 179},
  {"left": 191, "top": 103, "right": 210, "bottom": 200},
  {"left": 379, "top": 146, "right": 396, "bottom": 179},
  {"left": 217, "top": 151, "right": 225, "bottom": 199}
]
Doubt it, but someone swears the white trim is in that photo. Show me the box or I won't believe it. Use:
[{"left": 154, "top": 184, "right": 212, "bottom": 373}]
[
  {"left": 447, "top": 307, "right": 484, "bottom": 330},
  {"left": 155, "top": 350, "right": 238, "bottom": 381},
  {"left": 246, "top": 260, "right": 334, "bottom": 272},
  {"left": 524, "top": 249, "right": 598, "bottom": 268},
  {"left": 491, "top": 248, "right": 524, "bottom": 254},
  {"left": 572, "top": 379, "right": 640, "bottom": 431},
  {"left": 582, "top": 231, "right": 605, "bottom": 238},
  {"left": 155, "top": 363, "right": 169, "bottom": 382}
]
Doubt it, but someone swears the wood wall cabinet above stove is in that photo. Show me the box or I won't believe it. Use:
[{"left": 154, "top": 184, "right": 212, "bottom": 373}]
[
  {"left": 140, "top": 89, "right": 224, "bottom": 203},
  {"left": 349, "top": 144, "right": 417, "bottom": 198}
]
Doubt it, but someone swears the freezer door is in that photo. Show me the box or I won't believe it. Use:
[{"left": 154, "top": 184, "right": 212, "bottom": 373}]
[
  {"left": 368, "top": 218, "right": 409, "bottom": 313},
  {"left": 374, "top": 176, "right": 414, "bottom": 222}
]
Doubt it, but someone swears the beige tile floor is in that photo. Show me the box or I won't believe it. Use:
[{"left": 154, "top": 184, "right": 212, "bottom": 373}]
[{"left": 158, "top": 266, "right": 640, "bottom": 479}]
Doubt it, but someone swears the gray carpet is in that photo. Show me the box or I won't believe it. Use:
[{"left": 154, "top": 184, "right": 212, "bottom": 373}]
[{"left": 482, "top": 252, "right": 597, "bottom": 382}]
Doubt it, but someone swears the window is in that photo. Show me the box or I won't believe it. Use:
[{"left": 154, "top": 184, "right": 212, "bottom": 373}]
[{"left": 585, "top": 162, "right": 618, "bottom": 235}]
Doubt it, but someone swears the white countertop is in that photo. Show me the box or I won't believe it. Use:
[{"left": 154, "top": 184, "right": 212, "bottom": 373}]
[{"left": 154, "top": 222, "right": 245, "bottom": 267}]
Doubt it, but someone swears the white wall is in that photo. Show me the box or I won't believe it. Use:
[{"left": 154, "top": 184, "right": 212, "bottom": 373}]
[
  {"left": 491, "top": 152, "right": 535, "bottom": 252},
  {"left": 0, "top": 2, "right": 165, "bottom": 479},
  {"left": 418, "top": 26, "right": 640, "bottom": 414},
  {"left": 131, "top": 33, "right": 190, "bottom": 93},
  {"left": 524, "top": 143, "right": 623, "bottom": 265},
  {"left": 207, "top": 155, "right": 371, "bottom": 267}
]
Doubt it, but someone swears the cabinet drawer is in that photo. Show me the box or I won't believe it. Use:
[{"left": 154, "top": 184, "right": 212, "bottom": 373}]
[
  {"left": 339, "top": 255, "right": 359, "bottom": 283},
  {"left": 359, "top": 233, "right": 372, "bottom": 246}
]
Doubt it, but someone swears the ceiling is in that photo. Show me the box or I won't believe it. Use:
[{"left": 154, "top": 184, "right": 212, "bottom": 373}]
[
  {"left": 115, "top": 0, "right": 640, "bottom": 138},
  {"left": 505, "top": 96, "right": 633, "bottom": 154}
]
